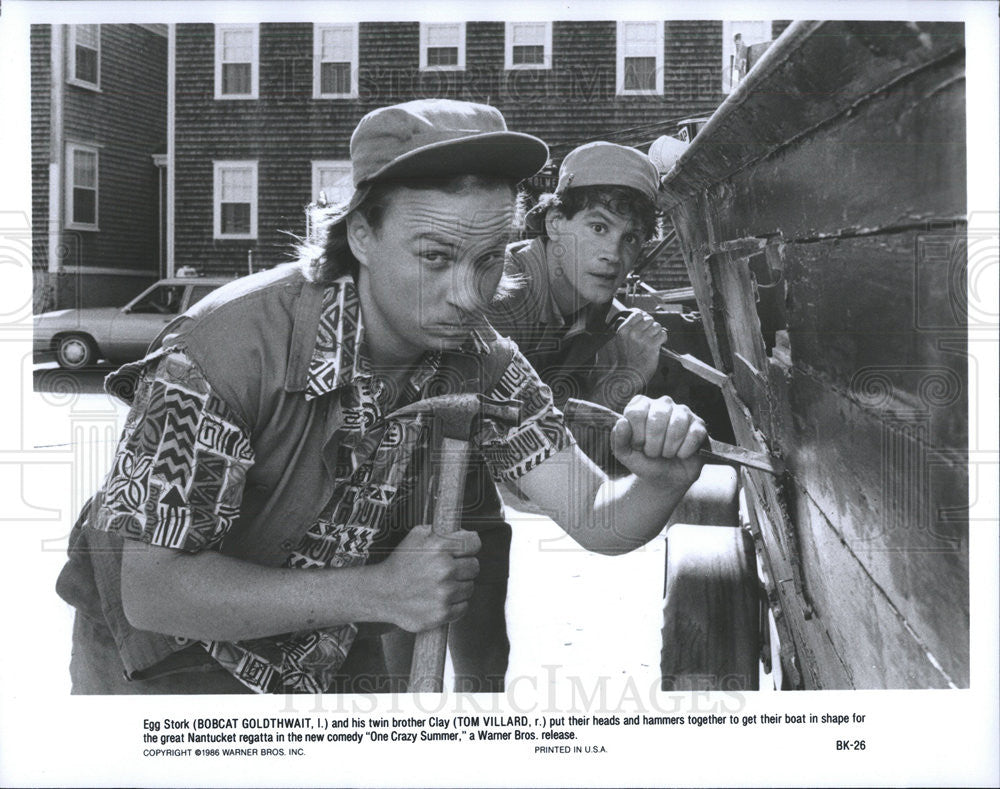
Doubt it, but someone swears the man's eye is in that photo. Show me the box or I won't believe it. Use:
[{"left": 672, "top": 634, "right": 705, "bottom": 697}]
[
  {"left": 421, "top": 251, "right": 451, "bottom": 267},
  {"left": 623, "top": 233, "right": 638, "bottom": 245},
  {"left": 590, "top": 223, "right": 607, "bottom": 234}
]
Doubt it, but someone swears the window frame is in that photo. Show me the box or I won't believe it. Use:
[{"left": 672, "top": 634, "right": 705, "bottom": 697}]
[
  {"left": 213, "top": 160, "right": 258, "bottom": 240},
  {"left": 616, "top": 21, "right": 664, "bottom": 96},
  {"left": 311, "top": 160, "right": 354, "bottom": 207},
  {"left": 722, "top": 20, "right": 773, "bottom": 93},
  {"left": 313, "top": 23, "right": 359, "bottom": 99},
  {"left": 419, "top": 22, "right": 466, "bottom": 71},
  {"left": 67, "top": 24, "right": 101, "bottom": 91},
  {"left": 504, "top": 21, "right": 552, "bottom": 70},
  {"left": 64, "top": 143, "right": 100, "bottom": 232},
  {"left": 214, "top": 23, "right": 260, "bottom": 100}
]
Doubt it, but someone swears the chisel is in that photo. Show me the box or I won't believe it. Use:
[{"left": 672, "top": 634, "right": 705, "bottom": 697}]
[
  {"left": 609, "top": 312, "right": 729, "bottom": 388},
  {"left": 563, "top": 397, "right": 784, "bottom": 475}
]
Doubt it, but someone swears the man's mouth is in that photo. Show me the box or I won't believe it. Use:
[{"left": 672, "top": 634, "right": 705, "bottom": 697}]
[{"left": 587, "top": 271, "right": 619, "bottom": 284}]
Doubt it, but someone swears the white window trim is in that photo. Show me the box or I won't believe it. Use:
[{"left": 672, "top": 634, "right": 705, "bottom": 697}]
[
  {"left": 67, "top": 24, "right": 101, "bottom": 91},
  {"left": 313, "top": 23, "right": 359, "bottom": 99},
  {"left": 419, "top": 22, "right": 466, "bottom": 71},
  {"left": 722, "top": 20, "right": 773, "bottom": 94},
  {"left": 213, "top": 160, "right": 258, "bottom": 240},
  {"left": 616, "top": 21, "right": 664, "bottom": 96},
  {"left": 504, "top": 21, "right": 552, "bottom": 70},
  {"left": 214, "top": 23, "right": 259, "bottom": 100},
  {"left": 311, "top": 160, "right": 354, "bottom": 205},
  {"left": 65, "top": 143, "right": 99, "bottom": 232}
]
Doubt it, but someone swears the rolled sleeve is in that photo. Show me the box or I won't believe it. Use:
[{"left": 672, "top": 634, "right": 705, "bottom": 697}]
[
  {"left": 476, "top": 349, "right": 575, "bottom": 483},
  {"left": 89, "top": 349, "right": 254, "bottom": 553}
]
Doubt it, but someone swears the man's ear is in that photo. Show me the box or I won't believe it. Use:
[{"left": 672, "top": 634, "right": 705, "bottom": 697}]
[
  {"left": 544, "top": 208, "right": 565, "bottom": 240},
  {"left": 346, "top": 212, "right": 372, "bottom": 269}
]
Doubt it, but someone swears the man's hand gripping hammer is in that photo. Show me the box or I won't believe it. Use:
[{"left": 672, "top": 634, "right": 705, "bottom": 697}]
[{"left": 381, "top": 393, "right": 521, "bottom": 692}]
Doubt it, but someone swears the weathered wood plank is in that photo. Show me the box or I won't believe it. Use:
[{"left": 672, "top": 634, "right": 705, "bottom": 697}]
[
  {"left": 664, "top": 21, "right": 969, "bottom": 688},
  {"left": 661, "top": 21, "right": 964, "bottom": 212}
]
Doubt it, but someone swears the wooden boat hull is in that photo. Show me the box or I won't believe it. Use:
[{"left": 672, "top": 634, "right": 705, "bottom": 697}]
[{"left": 661, "top": 21, "right": 968, "bottom": 688}]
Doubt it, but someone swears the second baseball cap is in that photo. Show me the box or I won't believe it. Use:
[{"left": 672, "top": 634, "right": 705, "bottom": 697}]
[{"left": 555, "top": 141, "right": 659, "bottom": 201}]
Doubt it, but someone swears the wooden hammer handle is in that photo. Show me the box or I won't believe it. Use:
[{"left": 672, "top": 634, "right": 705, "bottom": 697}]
[{"left": 408, "top": 436, "right": 471, "bottom": 692}]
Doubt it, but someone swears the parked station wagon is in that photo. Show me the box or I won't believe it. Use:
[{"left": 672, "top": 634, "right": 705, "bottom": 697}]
[{"left": 34, "top": 277, "right": 233, "bottom": 369}]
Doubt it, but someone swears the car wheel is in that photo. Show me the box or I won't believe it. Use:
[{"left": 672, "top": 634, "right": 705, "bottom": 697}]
[
  {"left": 660, "top": 523, "right": 761, "bottom": 691},
  {"left": 55, "top": 334, "right": 98, "bottom": 370}
]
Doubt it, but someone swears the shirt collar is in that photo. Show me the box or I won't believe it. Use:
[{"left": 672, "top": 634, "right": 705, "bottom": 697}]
[
  {"left": 303, "top": 276, "right": 490, "bottom": 401},
  {"left": 509, "top": 237, "right": 608, "bottom": 338}
]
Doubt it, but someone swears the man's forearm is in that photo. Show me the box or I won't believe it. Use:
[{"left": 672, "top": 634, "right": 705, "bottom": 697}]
[
  {"left": 576, "top": 474, "right": 690, "bottom": 556},
  {"left": 121, "top": 544, "right": 393, "bottom": 642},
  {"left": 516, "top": 443, "right": 698, "bottom": 557}
]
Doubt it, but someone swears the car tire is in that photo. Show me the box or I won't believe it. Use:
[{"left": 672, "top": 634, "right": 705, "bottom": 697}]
[
  {"left": 55, "top": 333, "right": 98, "bottom": 370},
  {"left": 660, "top": 523, "right": 760, "bottom": 691}
]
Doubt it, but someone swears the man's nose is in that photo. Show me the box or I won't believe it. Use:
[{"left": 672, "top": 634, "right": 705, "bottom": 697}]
[{"left": 599, "top": 235, "right": 625, "bottom": 266}]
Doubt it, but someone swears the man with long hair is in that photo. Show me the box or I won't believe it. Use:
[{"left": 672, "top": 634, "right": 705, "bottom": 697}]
[{"left": 57, "top": 100, "right": 707, "bottom": 694}]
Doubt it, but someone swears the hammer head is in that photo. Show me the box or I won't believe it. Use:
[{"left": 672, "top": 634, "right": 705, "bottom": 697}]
[{"left": 383, "top": 393, "right": 521, "bottom": 439}]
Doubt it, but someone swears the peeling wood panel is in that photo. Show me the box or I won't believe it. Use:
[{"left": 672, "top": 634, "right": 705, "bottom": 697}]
[
  {"left": 784, "top": 234, "right": 968, "bottom": 447},
  {"left": 664, "top": 21, "right": 968, "bottom": 688},
  {"left": 661, "top": 21, "right": 965, "bottom": 210},
  {"left": 782, "top": 371, "right": 969, "bottom": 684},
  {"left": 705, "top": 62, "right": 965, "bottom": 243},
  {"left": 790, "top": 488, "right": 957, "bottom": 688}
]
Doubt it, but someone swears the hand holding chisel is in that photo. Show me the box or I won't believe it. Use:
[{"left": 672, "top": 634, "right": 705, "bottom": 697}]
[{"left": 564, "top": 397, "right": 784, "bottom": 475}]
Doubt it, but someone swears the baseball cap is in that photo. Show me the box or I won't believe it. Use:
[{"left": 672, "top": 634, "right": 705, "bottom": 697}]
[
  {"left": 328, "top": 100, "right": 548, "bottom": 219},
  {"left": 555, "top": 141, "right": 659, "bottom": 202}
]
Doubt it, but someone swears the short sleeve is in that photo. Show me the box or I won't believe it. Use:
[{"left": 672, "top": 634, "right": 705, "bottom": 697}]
[
  {"left": 475, "top": 349, "right": 575, "bottom": 483},
  {"left": 88, "top": 349, "right": 255, "bottom": 552}
]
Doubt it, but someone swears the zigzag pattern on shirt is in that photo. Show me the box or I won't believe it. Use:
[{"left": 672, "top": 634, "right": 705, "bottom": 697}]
[{"left": 151, "top": 385, "right": 205, "bottom": 489}]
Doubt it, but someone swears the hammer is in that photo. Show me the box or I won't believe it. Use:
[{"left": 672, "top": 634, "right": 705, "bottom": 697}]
[
  {"left": 563, "top": 397, "right": 784, "bottom": 475},
  {"left": 381, "top": 393, "right": 521, "bottom": 692}
]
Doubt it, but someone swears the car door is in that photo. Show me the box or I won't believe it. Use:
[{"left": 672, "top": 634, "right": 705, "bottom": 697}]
[{"left": 105, "top": 283, "right": 184, "bottom": 361}]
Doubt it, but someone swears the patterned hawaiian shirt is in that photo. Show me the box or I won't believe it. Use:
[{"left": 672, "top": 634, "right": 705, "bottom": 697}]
[{"left": 95, "top": 276, "right": 572, "bottom": 693}]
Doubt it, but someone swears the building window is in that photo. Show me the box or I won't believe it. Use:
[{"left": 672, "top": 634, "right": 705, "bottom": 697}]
[
  {"left": 65, "top": 144, "right": 99, "bottom": 230},
  {"left": 68, "top": 24, "right": 100, "bottom": 89},
  {"left": 722, "top": 20, "right": 772, "bottom": 93},
  {"left": 214, "top": 161, "right": 257, "bottom": 239},
  {"left": 215, "top": 24, "right": 259, "bottom": 99},
  {"left": 420, "top": 23, "right": 465, "bottom": 70},
  {"left": 312, "top": 161, "right": 354, "bottom": 207},
  {"left": 616, "top": 21, "right": 663, "bottom": 96},
  {"left": 505, "top": 22, "right": 551, "bottom": 70},
  {"left": 313, "top": 24, "right": 358, "bottom": 99}
]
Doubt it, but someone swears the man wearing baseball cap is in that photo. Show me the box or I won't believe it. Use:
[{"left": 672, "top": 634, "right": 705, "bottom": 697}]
[
  {"left": 468, "top": 142, "right": 676, "bottom": 685},
  {"left": 57, "top": 100, "right": 708, "bottom": 694},
  {"left": 488, "top": 141, "right": 670, "bottom": 414}
]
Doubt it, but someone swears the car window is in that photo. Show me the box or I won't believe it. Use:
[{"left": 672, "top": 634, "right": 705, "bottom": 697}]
[
  {"left": 129, "top": 285, "right": 184, "bottom": 315},
  {"left": 187, "top": 285, "right": 219, "bottom": 308}
]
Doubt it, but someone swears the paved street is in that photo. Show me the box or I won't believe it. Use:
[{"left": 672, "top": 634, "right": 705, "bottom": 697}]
[{"left": 33, "top": 361, "right": 116, "bottom": 395}]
